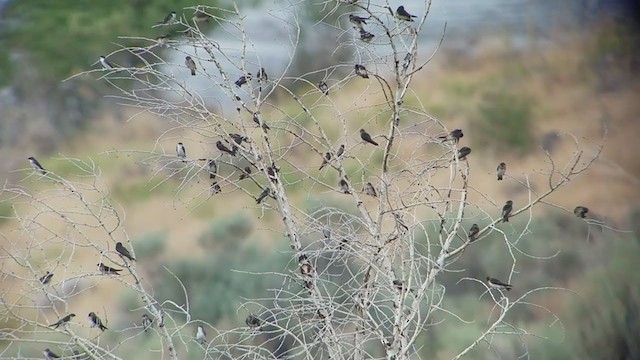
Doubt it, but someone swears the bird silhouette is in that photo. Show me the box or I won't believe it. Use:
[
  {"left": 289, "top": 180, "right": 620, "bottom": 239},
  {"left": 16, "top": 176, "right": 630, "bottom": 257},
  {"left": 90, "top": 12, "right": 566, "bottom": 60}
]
[
  {"left": 396, "top": 6, "right": 417, "bottom": 21},
  {"left": 360, "top": 129, "right": 379, "bottom": 146},
  {"left": 116, "top": 242, "right": 135, "bottom": 261},
  {"left": 501, "top": 200, "right": 513, "bottom": 222},
  {"left": 497, "top": 162, "right": 507, "bottom": 180}
]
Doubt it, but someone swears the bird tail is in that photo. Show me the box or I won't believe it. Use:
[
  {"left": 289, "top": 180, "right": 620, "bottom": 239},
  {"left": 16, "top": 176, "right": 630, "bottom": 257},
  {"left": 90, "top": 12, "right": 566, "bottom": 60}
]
[
  {"left": 498, "top": 175, "right": 503, "bottom": 180},
  {"left": 191, "top": 69, "right": 196, "bottom": 76},
  {"left": 100, "top": 324, "right": 108, "bottom": 331},
  {"left": 503, "top": 216, "right": 509, "bottom": 223},
  {"left": 371, "top": 140, "right": 379, "bottom": 146},
  {"left": 210, "top": 173, "right": 215, "bottom": 179}
]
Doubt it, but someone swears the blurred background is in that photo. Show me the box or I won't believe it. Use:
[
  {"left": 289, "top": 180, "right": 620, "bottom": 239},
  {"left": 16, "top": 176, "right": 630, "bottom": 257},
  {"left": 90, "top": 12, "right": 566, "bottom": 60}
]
[{"left": 0, "top": 0, "right": 639, "bottom": 359}]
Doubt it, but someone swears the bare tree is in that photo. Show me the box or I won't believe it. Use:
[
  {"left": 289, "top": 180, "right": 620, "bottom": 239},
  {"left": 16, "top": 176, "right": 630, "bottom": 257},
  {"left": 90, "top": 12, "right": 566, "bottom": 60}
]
[{"left": 0, "top": 1, "right": 604, "bottom": 359}]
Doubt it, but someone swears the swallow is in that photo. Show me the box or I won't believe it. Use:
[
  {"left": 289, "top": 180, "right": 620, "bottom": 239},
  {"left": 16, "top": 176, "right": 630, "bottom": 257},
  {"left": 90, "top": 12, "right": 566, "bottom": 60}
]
[
  {"left": 396, "top": 6, "right": 417, "bottom": 21},
  {"left": 44, "top": 349, "right": 60, "bottom": 360},
  {"left": 319, "top": 152, "right": 331, "bottom": 170},
  {"left": 253, "top": 114, "right": 270, "bottom": 130},
  {"left": 196, "top": 325, "right": 206, "bottom": 344},
  {"left": 360, "top": 129, "right": 378, "bottom": 146},
  {"left": 317, "top": 81, "right": 329, "bottom": 95},
  {"left": 88, "top": 312, "right": 107, "bottom": 331},
  {"left": 28, "top": 156, "right": 47, "bottom": 174},
  {"left": 457, "top": 147, "right": 471, "bottom": 160},
  {"left": 339, "top": 179, "right": 350, "bottom": 194},
  {"left": 349, "top": 14, "right": 368, "bottom": 29},
  {"left": 267, "top": 166, "right": 278, "bottom": 183},
  {"left": 256, "top": 188, "right": 270, "bottom": 204},
  {"left": 98, "top": 263, "right": 122, "bottom": 275},
  {"left": 336, "top": 144, "right": 345, "bottom": 158},
  {"left": 230, "top": 133, "right": 248, "bottom": 144},
  {"left": 176, "top": 142, "right": 186, "bottom": 161},
  {"left": 246, "top": 314, "right": 263, "bottom": 329},
  {"left": 235, "top": 74, "right": 252, "bottom": 87},
  {"left": 208, "top": 159, "right": 217, "bottom": 179},
  {"left": 322, "top": 224, "right": 331, "bottom": 240},
  {"left": 393, "top": 279, "right": 413, "bottom": 293},
  {"left": 156, "top": 35, "right": 169, "bottom": 47},
  {"left": 116, "top": 242, "right": 135, "bottom": 261},
  {"left": 486, "top": 276, "right": 512, "bottom": 291},
  {"left": 239, "top": 166, "right": 252, "bottom": 180},
  {"left": 468, "top": 223, "right": 479, "bottom": 241},
  {"left": 50, "top": 313, "right": 75, "bottom": 328},
  {"left": 574, "top": 206, "right": 589, "bottom": 218},
  {"left": 211, "top": 182, "right": 221, "bottom": 194},
  {"left": 497, "top": 162, "right": 506, "bottom": 180},
  {"left": 39, "top": 271, "right": 53, "bottom": 285},
  {"left": 216, "top": 141, "right": 237, "bottom": 156},
  {"left": 438, "top": 129, "right": 463, "bottom": 143},
  {"left": 192, "top": 9, "right": 211, "bottom": 22},
  {"left": 364, "top": 182, "right": 377, "bottom": 197},
  {"left": 257, "top": 67, "right": 268, "bottom": 82},
  {"left": 142, "top": 314, "right": 153, "bottom": 332},
  {"left": 158, "top": 11, "right": 177, "bottom": 26},
  {"left": 185, "top": 56, "right": 197, "bottom": 76},
  {"left": 99, "top": 56, "right": 114, "bottom": 70},
  {"left": 501, "top": 200, "right": 513, "bottom": 222},
  {"left": 354, "top": 64, "right": 369, "bottom": 78},
  {"left": 359, "top": 29, "right": 375, "bottom": 42}
]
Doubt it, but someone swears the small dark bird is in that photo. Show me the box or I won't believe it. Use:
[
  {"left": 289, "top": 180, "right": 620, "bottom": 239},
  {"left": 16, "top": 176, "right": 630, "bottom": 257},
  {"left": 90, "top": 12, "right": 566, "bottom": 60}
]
[
  {"left": 355, "top": 64, "right": 369, "bottom": 78},
  {"left": 142, "top": 314, "right": 153, "bottom": 332},
  {"left": 339, "top": 179, "right": 350, "bottom": 194},
  {"left": 359, "top": 29, "right": 375, "bottom": 42},
  {"left": 208, "top": 160, "right": 217, "bottom": 179},
  {"left": 349, "top": 14, "right": 368, "bottom": 29},
  {"left": 317, "top": 81, "right": 329, "bottom": 95},
  {"left": 246, "top": 314, "right": 263, "bottom": 329},
  {"left": 235, "top": 74, "right": 252, "bottom": 87},
  {"left": 99, "top": 56, "right": 114, "bottom": 70},
  {"left": 97, "top": 263, "right": 122, "bottom": 275},
  {"left": 256, "top": 188, "right": 270, "bottom": 204},
  {"left": 196, "top": 325, "right": 206, "bottom": 344},
  {"left": 501, "top": 200, "right": 513, "bottom": 222},
  {"left": 44, "top": 349, "right": 60, "bottom": 360},
  {"left": 438, "top": 129, "right": 463, "bottom": 143},
  {"left": 39, "top": 271, "right": 53, "bottom": 285},
  {"left": 50, "top": 313, "right": 76, "bottom": 328},
  {"left": 28, "top": 156, "right": 47, "bottom": 174},
  {"left": 457, "top": 147, "right": 471, "bottom": 160},
  {"left": 115, "top": 242, "right": 135, "bottom": 261},
  {"left": 322, "top": 224, "right": 331, "bottom": 240},
  {"left": 574, "top": 206, "right": 589, "bottom": 218},
  {"left": 266, "top": 166, "right": 279, "bottom": 183},
  {"left": 229, "top": 133, "right": 248, "bottom": 144},
  {"left": 393, "top": 279, "right": 412, "bottom": 293},
  {"left": 210, "top": 182, "right": 221, "bottom": 194},
  {"left": 185, "top": 56, "right": 196, "bottom": 76},
  {"left": 396, "top": 6, "right": 417, "bottom": 21},
  {"left": 336, "top": 144, "right": 345, "bottom": 158},
  {"left": 192, "top": 9, "right": 211, "bottom": 22},
  {"left": 239, "top": 166, "right": 252, "bottom": 180},
  {"left": 486, "top": 276, "right": 512, "bottom": 291},
  {"left": 88, "top": 312, "right": 107, "bottom": 331},
  {"left": 158, "top": 11, "right": 177, "bottom": 26},
  {"left": 364, "top": 182, "right": 377, "bottom": 197},
  {"left": 468, "top": 223, "right": 479, "bottom": 241},
  {"left": 360, "top": 129, "right": 379, "bottom": 146},
  {"left": 253, "top": 114, "right": 270, "bottom": 130},
  {"left": 497, "top": 162, "right": 507, "bottom": 181},
  {"left": 319, "top": 152, "right": 331, "bottom": 170},
  {"left": 216, "top": 141, "right": 236, "bottom": 156},
  {"left": 176, "top": 142, "right": 186, "bottom": 161},
  {"left": 257, "top": 67, "right": 268, "bottom": 82}
]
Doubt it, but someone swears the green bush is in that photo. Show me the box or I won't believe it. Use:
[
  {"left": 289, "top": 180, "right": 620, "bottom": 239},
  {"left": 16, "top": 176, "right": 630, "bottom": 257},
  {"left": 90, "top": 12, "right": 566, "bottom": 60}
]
[
  {"left": 198, "top": 213, "right": 253, "bottom": 250},
  {"left": 132, "top": 231, "right": 167, "bottom": 260},
  {"left": 0, "top": 201, "right": 12, "bottom": 225}
]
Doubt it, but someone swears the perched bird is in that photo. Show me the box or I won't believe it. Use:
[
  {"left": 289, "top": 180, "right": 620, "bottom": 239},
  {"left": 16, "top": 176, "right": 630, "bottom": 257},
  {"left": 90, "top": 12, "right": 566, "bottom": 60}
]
[
  {"left": 497, "top": 162, "right": 507, "bottom": 181},
  {"left": 210, "top": 182, "right": 221, "bottom": 194},
  {"left": 88, "top": 312, "right": 107, "bottom": 331},
  {"left": 28, "top": 156, "right": 47, "bottom": 174},
  {"left": 99, "top": 56, "right": 114, "bottom": 70},
  {"left": 574, "top": 206, "right": 589, "bottom": 219},
  {"left": 116, "top": 242, "right": 135, "bottom": 261},
  {"left": 256, "top": 188, "right": 270, "bottom": 204},
  {"left": 97, "top": 263, "right": 122, "bottom": 275},
  {"left": 396, "top": 6, "right": 417, "bottom": 21},
  {"left": 252, "top": 114, "right": 270, "bottom": 130},
  {"left": 319, "top": 152, "right": 331, "bottom": 170},
  {"left": 142, "top": 314, "right": 153, "bottom": 332},
  {"left": 216, "top": 141, "right": 237, "bottom": 156},
  {"left": 336, "top": 144, "right": 345, "bottom": 158},
  {"left": 360, "top": 129, "right": 379, "bottom": 146},
  {"left": 393, "top": 279, "right": 412, "bottom": 293},
  {"left": 39, "top": 271, "right": 53, "bottom": 285},
  {"left": 364, "top": 182, "right": 377, "bottom": 197},
  {"left": 354, "top": 64, "right": 369, "bottom": 78},
  {"left": 156, "top": 35, "right": 169, "bottom": 47},
  {"left": 501, "top": 200, "right": 513, "bottom": 222},
  {"left": 457, "top": 147, "right": 471, "bottom": 160},
  {"left": 267, "top": 166, "right": 278, "bottom": 183},
  {"left": 468, "top": 223, "right": 479, "bottom": 241},
  {"left": 339, "top": 179, "right": 350, "bottom": 194},
  {"left": 317, "top": 81, "right": 329, "bottom": 95},
  {"left": 50, "top": 313, "right": 76, "bottom": 328},
  {"left": 359, "top": 29, "right": 375, "bottom": 42},
  {"left": 192, "top": 9, "right": 211, "bottom": 22},
  {"left": 235, "top": 74, "right": 252, "bottom": 87},
  {"left": 257, "top": 67, "right": 268, "bottom": 82},
  {"left": 486, "top": 276, "right": 512, "bottom": 291},
  {"left": 438, "top": 129, "right": 463, "bottom": 143},
  {"left": 245, "top": 314, "right": 263, "bottom": 329},
  {"left": 196, "top": 325, "right": 206, "bottom": 344},
  {"left": 349, "top": 14, "right": 368, "bottom": 29},
  {"left": 158, "top": 11, "right": 177, "bottom": 26},
  {"left": 185, "top": 56, "right": 197, "bottom": 76},
  {"left": 176, "top": 142, "right": 186, "bottom": 161},
  {"left": 230, "top": 133, "right": 248, "bottom": 144},
  {"left": 239, "top": 166, "right": 252, "bottom": 180},
  {"left": 207, "top": 159, "right": 217, "bottom": 179},
  {"left": 44, "top": 349, "right": 60, "bottom": 360},
  {"left": 322, "top": 224, "right": 331, "bottom": 240}
]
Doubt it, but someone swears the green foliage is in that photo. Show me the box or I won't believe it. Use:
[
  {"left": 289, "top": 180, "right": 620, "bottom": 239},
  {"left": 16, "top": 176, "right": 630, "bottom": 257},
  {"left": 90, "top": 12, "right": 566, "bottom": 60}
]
[
  {"left": 0, "top": 201, "right": 12, "bottom": 225},
  {"left": 111, "top": 178, "right": 174, "bottom": 203},
  {"left": 132, "top": 231, "right": 167, "bottom": 260},
  {"left": 472, "top": 91, "right": 534, "bottom": 153},
  {"left": 198, "top": 213, "right": 253, "bottom": 250}
]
